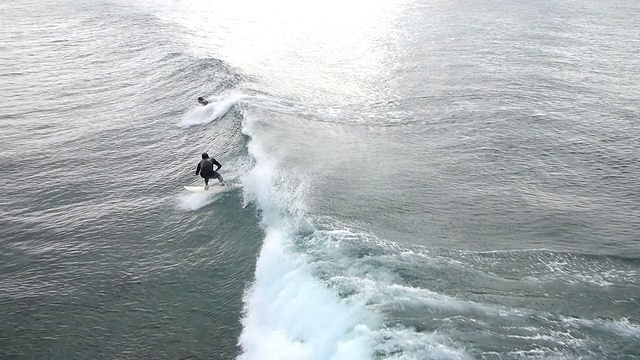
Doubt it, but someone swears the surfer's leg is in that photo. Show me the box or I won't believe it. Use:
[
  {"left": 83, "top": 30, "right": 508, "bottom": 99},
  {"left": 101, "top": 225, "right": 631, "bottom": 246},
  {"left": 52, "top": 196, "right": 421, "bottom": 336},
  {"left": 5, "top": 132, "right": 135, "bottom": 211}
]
[
  {"left": 204, "top": 177, "right": 210, "bottom": 188},
  {"left": 215, "top": 172, "right": 225, "bottom": 185}
]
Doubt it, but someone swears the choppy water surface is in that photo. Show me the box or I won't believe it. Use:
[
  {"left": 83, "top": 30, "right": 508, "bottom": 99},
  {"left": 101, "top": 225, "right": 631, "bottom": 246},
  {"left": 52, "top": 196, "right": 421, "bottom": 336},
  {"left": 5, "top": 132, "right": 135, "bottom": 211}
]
[{"left": 1, "top": 0, "right": 638, "bottom": 359}]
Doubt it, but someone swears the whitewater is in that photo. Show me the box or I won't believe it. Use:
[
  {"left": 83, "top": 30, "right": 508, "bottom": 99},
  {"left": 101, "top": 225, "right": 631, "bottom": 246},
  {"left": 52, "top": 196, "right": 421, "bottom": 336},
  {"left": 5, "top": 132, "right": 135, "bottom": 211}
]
[{"left": 181, "top": 94, "right": 640, "bottom": 359}]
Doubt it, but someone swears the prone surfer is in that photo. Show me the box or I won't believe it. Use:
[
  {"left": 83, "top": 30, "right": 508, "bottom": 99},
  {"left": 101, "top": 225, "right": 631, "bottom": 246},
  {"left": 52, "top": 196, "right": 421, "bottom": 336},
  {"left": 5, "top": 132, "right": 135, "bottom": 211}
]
[
  {"left": 196, "top": 152, "right": 225, "bottom": 189},
  {"left": 197, "top": 97, "right": 209, "bottom": 106}
]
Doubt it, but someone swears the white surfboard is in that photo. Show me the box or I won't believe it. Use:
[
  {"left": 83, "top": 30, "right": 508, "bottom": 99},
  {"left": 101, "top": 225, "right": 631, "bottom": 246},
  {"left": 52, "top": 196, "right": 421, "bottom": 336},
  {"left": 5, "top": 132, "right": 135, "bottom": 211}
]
[{"left": 183, "top": 184, "right": 239, "bottom": 194}]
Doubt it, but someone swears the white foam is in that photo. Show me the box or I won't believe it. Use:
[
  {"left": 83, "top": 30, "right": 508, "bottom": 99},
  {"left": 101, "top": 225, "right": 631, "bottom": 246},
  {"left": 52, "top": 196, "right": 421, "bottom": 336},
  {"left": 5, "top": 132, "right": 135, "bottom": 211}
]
[
  {"left": 332, "top": 275, "right": 524, "bottom": 321},
  {"left": 564, "top": 317, "right": 640, "bottom": 339},
  {"left": 238, "top": 226, "right": 375, "bottom": 360},
  {"left": 178, "top": 92, "right": 246, "bottom": 128},
  {"left": 238, "top": 113, "right": 377, "bottom": 360},
  {"left": 237, "top": 111, "right": 477, "bottom": 359},
  {"left": 371, "top": 326, "right": 472, "bottom": 360},
  {"left": 177, "top": 192, "right": 215, "bottom": 211}
]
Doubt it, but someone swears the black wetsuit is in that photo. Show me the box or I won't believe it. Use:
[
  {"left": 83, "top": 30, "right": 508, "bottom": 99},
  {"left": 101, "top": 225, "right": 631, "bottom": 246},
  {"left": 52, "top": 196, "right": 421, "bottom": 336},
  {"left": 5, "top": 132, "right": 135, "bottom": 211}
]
[{"left": 196, "top": 158, "right": 223, "bottom": 186}]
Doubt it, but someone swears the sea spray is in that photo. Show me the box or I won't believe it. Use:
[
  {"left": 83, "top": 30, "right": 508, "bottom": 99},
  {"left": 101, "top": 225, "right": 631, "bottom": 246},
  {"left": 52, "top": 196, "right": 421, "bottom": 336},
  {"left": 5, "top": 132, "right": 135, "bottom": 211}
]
[
  {"left": 177, "top": 192, "right": 216, "bottom": 211},
  {"left": 179, "top": 92, "right": 247, "bottom": 128}
]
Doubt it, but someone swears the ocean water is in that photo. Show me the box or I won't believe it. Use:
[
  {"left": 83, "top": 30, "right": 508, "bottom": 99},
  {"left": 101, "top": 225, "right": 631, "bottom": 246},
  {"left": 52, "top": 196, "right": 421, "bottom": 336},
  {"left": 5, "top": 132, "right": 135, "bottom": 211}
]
[{"left": 1, "top": 0, "right": 639, "bottom": 359}]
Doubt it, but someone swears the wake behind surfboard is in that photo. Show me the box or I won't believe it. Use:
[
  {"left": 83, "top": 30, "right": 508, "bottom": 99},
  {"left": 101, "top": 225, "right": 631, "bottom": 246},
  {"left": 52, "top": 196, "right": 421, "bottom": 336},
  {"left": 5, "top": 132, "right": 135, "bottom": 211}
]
[{"left": 183, "top": 184, "right": 240, "bottom": 194}]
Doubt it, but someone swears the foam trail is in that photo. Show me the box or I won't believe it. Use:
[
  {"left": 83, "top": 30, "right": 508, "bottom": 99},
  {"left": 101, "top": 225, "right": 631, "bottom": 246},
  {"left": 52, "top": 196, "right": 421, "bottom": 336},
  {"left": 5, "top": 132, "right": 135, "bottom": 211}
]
[
  {"left": 177, "top": 192, "right": 215, "bottom": 211},
  {"left": 178, "top": 92, "right": 246, "bottom": 128},
  {"left": 564, "top": 317, "right": 640, "bottom": 339},
  {"left": 237, "top": 113, "right": 377, "bottom": 360}
]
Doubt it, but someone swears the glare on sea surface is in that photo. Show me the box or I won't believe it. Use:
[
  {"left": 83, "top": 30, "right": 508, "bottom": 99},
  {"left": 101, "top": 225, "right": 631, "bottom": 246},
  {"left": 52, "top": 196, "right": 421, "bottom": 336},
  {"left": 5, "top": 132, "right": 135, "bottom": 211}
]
[{"left": 142, "top": 0, "right": 407, "bottom": 100}]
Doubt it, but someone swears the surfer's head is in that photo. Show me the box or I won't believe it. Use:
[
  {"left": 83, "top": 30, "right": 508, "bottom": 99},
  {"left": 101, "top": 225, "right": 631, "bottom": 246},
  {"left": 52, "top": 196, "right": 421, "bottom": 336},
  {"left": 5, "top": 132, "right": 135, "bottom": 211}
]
[
  {"left": 202, "top": 152, "right": 209, "bottom": 159},
  {"left": 197, "top": 97, "right": 208, "bottom": 106}
]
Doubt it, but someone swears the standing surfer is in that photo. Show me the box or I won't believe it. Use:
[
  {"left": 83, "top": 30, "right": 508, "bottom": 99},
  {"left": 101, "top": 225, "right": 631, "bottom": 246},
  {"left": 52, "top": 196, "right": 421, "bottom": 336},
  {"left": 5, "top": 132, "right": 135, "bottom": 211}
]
[{"left": 196, "top": 152, "right": 225, "bottom": 189}]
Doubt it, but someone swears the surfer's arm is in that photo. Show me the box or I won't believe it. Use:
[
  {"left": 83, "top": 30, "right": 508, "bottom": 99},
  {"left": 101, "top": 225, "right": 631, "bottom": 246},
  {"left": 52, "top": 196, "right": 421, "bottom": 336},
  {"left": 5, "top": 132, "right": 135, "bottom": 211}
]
[
  {"left": 195, "top": 163, "right": 201, "bottom": 175},
  {"left": 212, "top": 159, "right": 222, "bottom": 172}
]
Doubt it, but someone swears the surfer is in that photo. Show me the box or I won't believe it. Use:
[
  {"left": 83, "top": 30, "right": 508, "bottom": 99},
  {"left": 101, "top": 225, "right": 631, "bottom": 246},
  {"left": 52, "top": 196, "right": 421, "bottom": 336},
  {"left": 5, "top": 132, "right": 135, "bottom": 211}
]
[
  {"left": 196, "top": 152, "right": 225, "bottom": 188},
  {"left": 197, "top": 97, "right": 209, "bottom": 106}
]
